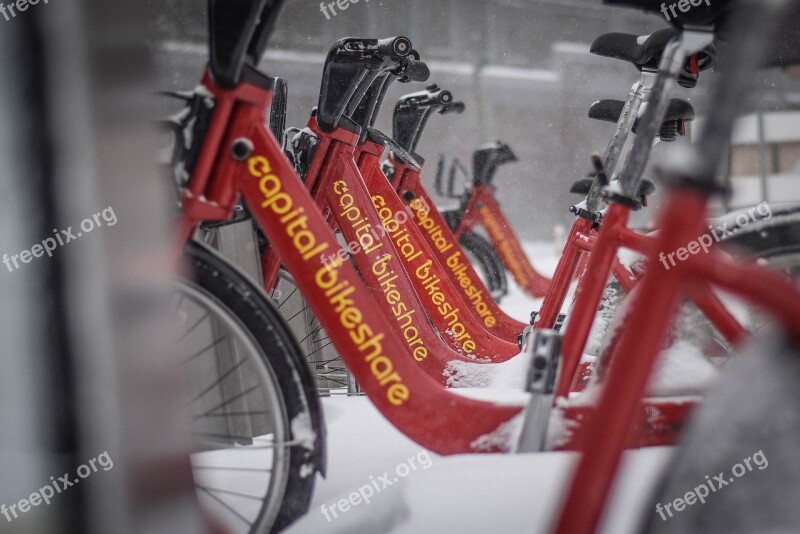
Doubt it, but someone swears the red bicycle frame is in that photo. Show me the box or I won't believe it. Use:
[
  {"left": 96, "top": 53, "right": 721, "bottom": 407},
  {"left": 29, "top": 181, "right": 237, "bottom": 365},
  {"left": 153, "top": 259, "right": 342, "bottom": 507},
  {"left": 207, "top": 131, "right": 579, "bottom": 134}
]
[
  {"left": 555, "top": 3, "right": 800, "bottom": 528},
  {"left": 299, "top": 116, "right": 520, "bottom": 362},
  {"left": 538, "top": 203, "right": 747, "bottom": 401},
  {"left": 261, "top": 118, "right": 516, "bottom": 386},
  {"left": 453, "top": 182, "right": 552, "bottom": 297},
  {"left": 355, "top": 136, "right": 522, "bottom": 351},
  {"left": 555, "top": 187, "right": 800, "bottom": 533},
  {"left": 390, "top": 155, "right": 530, "bottom": 340},
  {"left": 178, "top": 71, "right": 522, "bottom": 454}
]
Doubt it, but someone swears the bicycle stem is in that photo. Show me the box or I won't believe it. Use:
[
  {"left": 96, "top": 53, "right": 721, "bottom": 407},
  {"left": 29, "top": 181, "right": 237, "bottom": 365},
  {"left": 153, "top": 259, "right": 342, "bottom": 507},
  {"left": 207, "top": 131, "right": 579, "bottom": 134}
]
[{"left": 393, "top": 85, "right": 464, "bottom": 154}]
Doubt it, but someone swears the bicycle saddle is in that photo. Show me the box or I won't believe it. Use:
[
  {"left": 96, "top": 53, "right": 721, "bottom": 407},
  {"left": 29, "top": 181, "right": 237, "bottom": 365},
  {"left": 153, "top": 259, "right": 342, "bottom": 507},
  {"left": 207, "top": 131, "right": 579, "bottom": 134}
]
[
  {"left": 589, "top": 98, "right": 694, "bottom": 141},
  {"left": 473, "top": 142, "right": 518, "bottom": 186},
  {"left": 590, "top": 28, "right": 716, "bottom": 87}
]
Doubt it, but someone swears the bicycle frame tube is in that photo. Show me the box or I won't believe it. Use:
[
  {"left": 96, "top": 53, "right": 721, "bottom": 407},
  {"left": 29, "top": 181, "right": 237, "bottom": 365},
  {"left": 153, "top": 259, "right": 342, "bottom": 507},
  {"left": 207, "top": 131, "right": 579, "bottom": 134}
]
[
  {"left": 585, "top": 75, "right": 653, "bottom": 212},
  {"left": 456, "top": 185, "right": 551, "bottom": 297},
  {"left": 555, "top": 187, "right": 800, "bottom": 534},
  {"left": 354, "top": 137, "right": 520, "bottom": 358},
  {"left": 180, "top": 72, "right": 523, "bottom": 454},
  {"left": 541, "top": 202, "right": 746, "bottom": 399},
  {"left": 391, "top": 159, "right": 530, "bottom": 340},
  {"left": 305, "top": 120, "right": 519, "bottom": 363}
]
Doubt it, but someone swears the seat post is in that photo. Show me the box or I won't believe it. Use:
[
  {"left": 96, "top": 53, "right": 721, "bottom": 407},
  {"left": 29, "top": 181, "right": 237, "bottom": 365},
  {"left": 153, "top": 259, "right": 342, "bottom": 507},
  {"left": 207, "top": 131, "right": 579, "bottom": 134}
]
[{"left": 585, "top": 73, "right": 653, "bottom": 212}]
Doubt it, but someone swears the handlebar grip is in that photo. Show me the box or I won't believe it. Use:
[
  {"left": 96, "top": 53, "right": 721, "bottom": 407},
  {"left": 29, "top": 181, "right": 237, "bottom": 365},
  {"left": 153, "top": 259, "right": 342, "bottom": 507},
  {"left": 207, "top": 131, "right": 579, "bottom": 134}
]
[
  {"left": 401, "top": 59, "right": 430, "bottom": 83},
  {"left": 377, "top": 36, "right": 412, "bottom": 59}
]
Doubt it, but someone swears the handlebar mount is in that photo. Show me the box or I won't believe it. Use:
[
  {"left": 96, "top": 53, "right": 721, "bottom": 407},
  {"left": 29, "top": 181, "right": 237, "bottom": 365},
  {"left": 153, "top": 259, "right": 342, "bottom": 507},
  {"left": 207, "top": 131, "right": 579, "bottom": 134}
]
[{"left": 393, "top": 84, "right": 465, "bottom": 154}]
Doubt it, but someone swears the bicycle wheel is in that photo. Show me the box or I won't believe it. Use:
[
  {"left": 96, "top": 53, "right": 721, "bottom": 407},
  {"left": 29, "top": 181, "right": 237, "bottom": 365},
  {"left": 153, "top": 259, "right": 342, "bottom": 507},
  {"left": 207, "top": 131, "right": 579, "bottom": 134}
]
[
  {"left": 719, "top": 213, "right": 800, "bottom": 333},
  {"left": 268, "top": 268, "right": 358, "bottom": 395},
  {"left": 459, "top": 231, "right": 509, "bottom": 302},
  {"left": 177, "top": 240, "right": 325, "bottom": 533}
]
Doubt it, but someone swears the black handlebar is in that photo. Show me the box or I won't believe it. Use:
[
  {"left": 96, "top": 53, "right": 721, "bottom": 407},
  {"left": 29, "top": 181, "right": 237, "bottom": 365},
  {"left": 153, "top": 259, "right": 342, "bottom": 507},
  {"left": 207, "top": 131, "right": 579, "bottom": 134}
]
[
  {"left": 473, "top": 141, "right": 517, "bottom": 187},
  {"left": 392, "top": 84, "right": 465, "bottom": 154},
  {"left": 399, "top": 59, "right": 431, "bottom": 83},
  {"left": 316, "top": 36, "right": 428, "bottom": 133},
  {"left": 345, "top": 51, "right": 430, "bottom": 144}
]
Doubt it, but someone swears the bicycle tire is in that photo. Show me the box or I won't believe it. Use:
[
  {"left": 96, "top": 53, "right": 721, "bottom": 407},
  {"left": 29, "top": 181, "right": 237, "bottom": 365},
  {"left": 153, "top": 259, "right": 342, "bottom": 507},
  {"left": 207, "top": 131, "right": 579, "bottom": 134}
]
[
  {"left": 459, "top": 231, "right": 509, "bottom": 302},
  {"left": 180, "top": 240, "right": 325, "bottom": 533},
  {"left": 720, "top": 209, "right": 800, "bottom": 276}
]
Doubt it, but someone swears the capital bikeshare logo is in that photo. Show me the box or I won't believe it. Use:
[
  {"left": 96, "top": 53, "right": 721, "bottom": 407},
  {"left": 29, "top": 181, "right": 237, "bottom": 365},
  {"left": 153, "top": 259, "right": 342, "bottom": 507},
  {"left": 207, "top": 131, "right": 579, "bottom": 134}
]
[
  {"left": 247, "top": 155, "right": 409, "bottom": 405},
  {"left": 409, "top": 198, "right": 498, "bottom": 329}
]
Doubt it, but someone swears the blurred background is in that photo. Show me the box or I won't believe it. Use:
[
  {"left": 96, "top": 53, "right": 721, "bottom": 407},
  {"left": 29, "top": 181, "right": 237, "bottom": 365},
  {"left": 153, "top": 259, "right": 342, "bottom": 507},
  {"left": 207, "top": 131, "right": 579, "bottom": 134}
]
[{"left": 151, "top": 0, "right": 800, "bottom": 240}]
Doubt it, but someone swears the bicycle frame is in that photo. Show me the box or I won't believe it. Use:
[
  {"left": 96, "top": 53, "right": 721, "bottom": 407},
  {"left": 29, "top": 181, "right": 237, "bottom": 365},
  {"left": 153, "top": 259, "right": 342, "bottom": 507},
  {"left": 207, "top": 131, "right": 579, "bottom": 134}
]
[
  {"left": 354, "top": 134, "right": 520, "bottom": 355},
  {"left": 177, "top": 70, "right": 522, "bottom": 454},
  {"left": 295, "top": 114, "right": 520, "bottom": 363},
  {"left": 452, "top": 182, "right": 552, "bottom": 297},
  {"left": 555, "top": 187, "right": 800, "bottom": 533},
  {"left": 555, "top": 2, "right": 800, "bottom": 530},
  {"left": 390, "top": 153, "right": 530, "bottom": 340},
  {"left": 264, "top": 117, "right": 516, "bottom": 385},
  {"left": 538, "top": 203, "right": 747, "bottom": 401}
]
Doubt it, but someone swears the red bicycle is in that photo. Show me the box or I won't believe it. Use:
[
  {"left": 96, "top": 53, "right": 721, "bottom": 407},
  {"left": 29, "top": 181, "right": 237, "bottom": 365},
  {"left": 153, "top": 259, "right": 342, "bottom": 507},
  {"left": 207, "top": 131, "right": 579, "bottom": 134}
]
[{"left": 433, "top": 141, "right": 553, "bottom": 300}]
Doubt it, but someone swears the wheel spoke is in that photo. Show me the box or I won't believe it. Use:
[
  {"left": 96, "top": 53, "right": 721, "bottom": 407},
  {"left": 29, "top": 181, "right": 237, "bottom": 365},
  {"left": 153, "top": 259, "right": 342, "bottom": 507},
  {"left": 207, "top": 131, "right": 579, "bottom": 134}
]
[
  {"left": 197, "top": 383, "right": 261, "bottom": 416},
  {"left": 190, "top": 356, "right": 249, "bottom": 404},
  {"left": 179, "top": 310, "right": 210, "bottom": 341},
  {"left": 197, "top": 486, "right": 254, "bottom": 527},
  {"left": 184, "top": 334, "right": 229, "bottom": 364}
]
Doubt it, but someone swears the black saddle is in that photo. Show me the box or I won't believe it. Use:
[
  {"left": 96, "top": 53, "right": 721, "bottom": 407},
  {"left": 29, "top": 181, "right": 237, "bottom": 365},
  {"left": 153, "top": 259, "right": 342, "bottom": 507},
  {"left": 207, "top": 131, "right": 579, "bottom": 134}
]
[
  {"left": 604, "top": 1, "right": 800, "bottom": 68},
  {"left": 588, "top": 98, "right": 694, "bottom": 141},
  {"left": 590, "top": 28, "right": 716, "bottom": 88}
]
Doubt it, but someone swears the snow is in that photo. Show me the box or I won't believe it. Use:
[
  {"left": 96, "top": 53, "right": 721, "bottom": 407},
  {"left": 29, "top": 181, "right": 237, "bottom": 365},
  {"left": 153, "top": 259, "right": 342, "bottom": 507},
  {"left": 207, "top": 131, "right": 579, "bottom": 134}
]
[
  {"left": 286, "top": 395, "right": 676, "bottom": 534},
  {"left": 291, "top": 411, "right": 317, "bottom": 451},
  {"left": 647, "top": 340, "right": 718, "bottom": 396}
]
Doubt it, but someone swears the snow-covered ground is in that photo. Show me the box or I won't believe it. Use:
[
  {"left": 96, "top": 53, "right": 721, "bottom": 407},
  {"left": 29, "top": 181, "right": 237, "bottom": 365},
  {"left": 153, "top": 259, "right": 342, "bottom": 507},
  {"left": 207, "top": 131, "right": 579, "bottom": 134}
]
[{"left": 285, "top": 241, "right": 682, "bottom": 534}]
